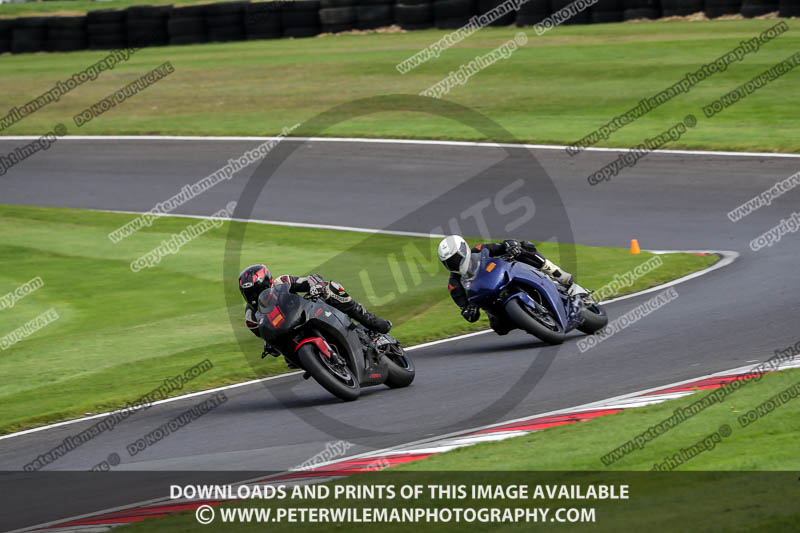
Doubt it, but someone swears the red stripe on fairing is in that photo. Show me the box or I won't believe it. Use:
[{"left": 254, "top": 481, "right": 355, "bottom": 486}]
[
  {"left": 642, "top": 373, "right": 764, "bottom": 396},
  {"left": 468, "top": 409, "right": 623, "bottom": 435}
]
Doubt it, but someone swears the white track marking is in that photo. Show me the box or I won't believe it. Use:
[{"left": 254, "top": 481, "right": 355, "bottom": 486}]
[{"left": 0, "top": 135, "right": 799, "bottom": 158}]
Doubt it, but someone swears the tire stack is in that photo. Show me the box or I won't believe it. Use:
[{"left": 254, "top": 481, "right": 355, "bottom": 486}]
[
  {"left": 478, "top": 0, "right": 516, "bottom": 25},
  {"left": 660, "top": 0, "right": 703, "bottom": 15},
  {"left": 591, "top": 0, "right": 624, "bottom": 22},
  {"left": 779, "top": 0, "right": 800, "bottom": 17},
  {"left": 168, "top": 5, "right": 208, "bottom": 45},
  {"left": 623, "top": 0, "right": 661, "bottom": 19},
  {"left": 358, "top": 0, "right": 394, "bottom": 29},
  {"left": 0, "top": 19, "right": 13, "bottom": 54},
  {"left": 433, "top": 0, "right": 473, "bottom": 29},
  {"left": 516, "top": 0, "right": 551, "bottom": 26},
  {"left": 12, "top": 17, "right": 48, "bottom": 53},
  {"left": 319, "top": 0, "right": 357, "bottom": 33},
  {"left": 87, "top": 9, "right": 127, "bottom": 50},
  {"left": 126, "top": 5, "right": 170, "bottom": 47},
  {"left": 46, "top": 17, "right": 87, "bottom": 52},
  {"left": 740, "top": 0, "right": 778, "bottom": 17},
  {"left": 206, "top": 1, "right": 246, "bottom": 42},
  {"left": 548, "top": 0, "right": 591, "bottom": 24},
  {"left": 394, "top": 0, "right": 434, "bottom": 30},
  {"left": 281, "top": 0, "right": 320, "bottom": 37},
  {"left": 245, "top": 2, "right": 282, "bottom": 40},
  {"left": 704, "top": 0, "right": 740, "bottom": 17}
]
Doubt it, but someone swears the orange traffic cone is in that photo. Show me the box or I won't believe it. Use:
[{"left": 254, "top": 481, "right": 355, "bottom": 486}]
[{"left": 630, "top": 239, "right": 641, "bottom": 255}]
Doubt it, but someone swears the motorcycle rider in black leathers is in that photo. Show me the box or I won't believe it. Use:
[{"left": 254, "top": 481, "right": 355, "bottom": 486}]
[
  {"left": 437, "top": 235, "right": 580, "bottom": 335},
  {"left": 238, "top": 264, "right": 392, "bottom": 360}
]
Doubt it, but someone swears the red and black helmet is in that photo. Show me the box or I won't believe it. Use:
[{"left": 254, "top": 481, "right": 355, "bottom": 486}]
[{"left": 238, "top": 264, "right": 272, "bottom": 305}]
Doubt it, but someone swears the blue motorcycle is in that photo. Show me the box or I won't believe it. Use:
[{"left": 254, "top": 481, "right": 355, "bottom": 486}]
[{"left": 462, "top": 248, "right": 608, "bottom": 344}]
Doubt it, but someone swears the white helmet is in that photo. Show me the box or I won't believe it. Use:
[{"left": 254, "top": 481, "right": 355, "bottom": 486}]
[{"left": 438, "top": 235, "right": 471, "bottom": 276}]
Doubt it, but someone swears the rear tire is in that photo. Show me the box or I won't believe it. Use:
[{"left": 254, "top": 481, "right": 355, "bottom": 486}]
[
  {"left": 297, "top": 344, "right": 360, "bottom": 401},
  {"left": 505, "top": 298, "right": 565, "bottom": 345},
  {"left": 383, "top": 349, "right": 415, "bottom": 388},
  {"left": 577, "top": 303, "right": 608, "bottom": 334}
]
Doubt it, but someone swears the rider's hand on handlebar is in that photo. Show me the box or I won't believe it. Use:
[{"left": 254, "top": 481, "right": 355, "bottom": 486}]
[
  {"left": 461, "top": 305, "right": 480, "bottom": 323},
  {"left": 308, "top": 283, "right": 331, "bottom": 300},
  {"left": 503, "top": 239, "right": 522, "bottom": 259}
]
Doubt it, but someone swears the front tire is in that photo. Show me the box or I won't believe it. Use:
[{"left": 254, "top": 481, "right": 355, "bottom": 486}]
[
  {"left": 578, "top": 303, "right": 608, "bottom": 334},
  {"left": 505, "top": 298, "right": 566, "bottom": 345},
  {"left": 297, "top": 344, "right": 360, "bottom": 401}
]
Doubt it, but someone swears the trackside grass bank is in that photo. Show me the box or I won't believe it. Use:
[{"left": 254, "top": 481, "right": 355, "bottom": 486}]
[
  {"left": 1, "top": 21, "right": 799, "bottom": 152},
  {"left": 0, "top": 204, "right": 716, "bottom": 434}
]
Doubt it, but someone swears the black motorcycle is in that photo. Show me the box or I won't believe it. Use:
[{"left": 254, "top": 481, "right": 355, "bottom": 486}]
[{"left": 256, "top": 283, "right": 415, "bottom": 401}]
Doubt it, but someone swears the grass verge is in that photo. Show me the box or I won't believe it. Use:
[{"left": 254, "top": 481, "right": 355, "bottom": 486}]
[
  {"left": 1, "top": 21, "right": 799, "bottom": 151},
  {"left": 0, "top": 204, "right": 716, "bottom": 434}
]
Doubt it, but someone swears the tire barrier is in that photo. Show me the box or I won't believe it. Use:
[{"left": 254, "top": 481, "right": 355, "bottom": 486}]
[
  {"left": 740, "top": 0, "right": 778, "bottom": 18},
  {"left": 395, "top": 1, "right": 434, "bottom": 30},
  {"left": 779, "top": 0, "right": 800, "bottom": 17},
  {"left": 245, "top": 2, "right": 282, "bottom": 40},
  {"left": 704, "top": 0, "right": 741, "bottom": 18},
  {"left": 549, "top": 0, "right": 592, "bottom": 25},
  {"left": 516, "top": 0, "right": 552, "bottom": 27},
  {"left": 87, "top": 9, "right": 127, "bottom": 50},
  {"left": 0, "top": 19, "right": 13, "bottom": 54},
  {"left": 591, "top": 0, "right": 624, "bottom": 23},
  {"left": 0, "top": 0, "right": 795, "bottom": 55},
  {"left": 357, "top": 0, "right": 394, "bottom": 30},
  {"left": 168, "top": 4, "right": 208, "bottom": 45},
  {"left": 319, "top": 0, "right": 357, "bottom": 33},
  {"left": 47, "top": 16, "right": 87, "bottom": 52},
  {"left": 433, "top": 0, "right": 472, "bottom": 30},
  {"left": 126, "top": 5, "right": 170, "bottom": 47},
  {"left": 661, "top": 0, "right": 704, "bottom": 16},
  {"left": 623, "top": 0, "right": 661, "bottom": 20},
  {"left": 206, "top": 1, "right": 247, "bottom": 42},
  {"left": 281, "top": 0, "right": 320, "bottom": 38},
  {"left": 12, "top": 17, "right": 48, "bottom": 54}
]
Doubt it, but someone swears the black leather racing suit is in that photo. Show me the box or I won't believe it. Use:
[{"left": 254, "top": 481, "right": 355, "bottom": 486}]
[{"left": 244, "top": 274, "right": 392, "bottom": 346}]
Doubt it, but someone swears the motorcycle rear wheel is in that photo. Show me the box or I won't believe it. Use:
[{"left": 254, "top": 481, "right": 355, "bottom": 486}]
[
  {"left": 505, "top": 298, "right": 566, "bottom": 345},
  {"left": 297, "top": 344, "right": 360, "bottom": 401},
  {"left": 578, "top": 303, "right": 608, "bottom": 334},
  {"left": 383, "top": 347, "right": 415, "bottom": 388}
]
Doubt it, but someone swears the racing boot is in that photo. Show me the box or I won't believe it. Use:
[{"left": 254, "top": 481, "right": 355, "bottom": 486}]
[
  {"left": 324, "top": 282, "right": 392, "bottom": 334},
  {"left": 540, "top": 259, "right": 574, "bottom": 288},
  {"left": 341, "top": 301, "right": 392, "bottom": 334},
  {"left": 487, "top": 312, "right": 511, "bottom": 336}
]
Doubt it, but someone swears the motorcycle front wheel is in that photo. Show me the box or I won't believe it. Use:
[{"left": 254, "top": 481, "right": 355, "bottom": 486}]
[
  {"left": 504, "top": 298, "right": 566, "bottom": 345},
  {"left": 297, "top": 343, "right": 360, "bottom": 401}
]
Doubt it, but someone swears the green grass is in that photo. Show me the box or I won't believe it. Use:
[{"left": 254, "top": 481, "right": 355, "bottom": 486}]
[
  {"left": 1, "top": 20, "right": 799, "bottom": 151},
  {"left": 397, "top": 368, "right": 800, "bottom": 471},
  {"left": 0, "top": 204, "right": 716, "bottom": 434}
]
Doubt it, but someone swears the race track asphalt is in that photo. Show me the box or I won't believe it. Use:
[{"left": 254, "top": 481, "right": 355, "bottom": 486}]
[{"left": 0, "top": 138, "right": 798, "bottom": 531}]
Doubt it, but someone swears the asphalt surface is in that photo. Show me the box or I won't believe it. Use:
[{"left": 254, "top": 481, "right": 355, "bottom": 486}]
[{"left": 1, "top": 138, "right": 799, "bottom": 530}]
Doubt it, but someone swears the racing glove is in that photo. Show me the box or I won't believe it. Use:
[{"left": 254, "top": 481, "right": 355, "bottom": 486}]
[
  {"left": 503, "top": 239, "right": 522, "bottom": 259},
  {"left": 308, "top": 282, "right": 331, "bottom": 300},
  {"left": 461, "top": 304, "right": 480, "bottom": 323}
]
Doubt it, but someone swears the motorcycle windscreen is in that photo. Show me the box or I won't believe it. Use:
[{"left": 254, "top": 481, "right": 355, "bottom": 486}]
[
  {"left": 256, "top": 284, "right": 305, "bottom": 341},
  {"left": 465, "top": 249, "right": 510, "bottom": 306}
]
